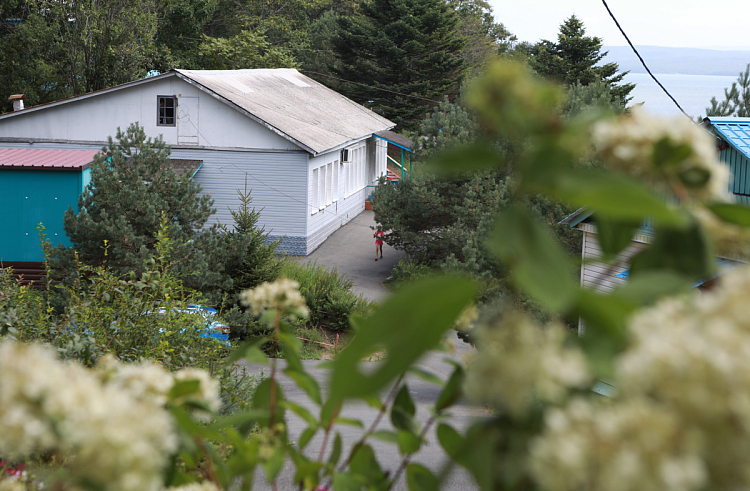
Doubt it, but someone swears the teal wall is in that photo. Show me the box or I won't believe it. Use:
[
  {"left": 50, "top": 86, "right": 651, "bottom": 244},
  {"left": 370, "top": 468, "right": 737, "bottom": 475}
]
[{"left": 1, "top": 169, "right": 85, "bottom": 262}]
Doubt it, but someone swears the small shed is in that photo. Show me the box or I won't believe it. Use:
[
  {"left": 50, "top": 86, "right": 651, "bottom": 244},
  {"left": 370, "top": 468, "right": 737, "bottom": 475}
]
[
  {"left": 0, "top": 148, "right": 98, "bottom": 265},
  {"left": 703, "top": 117, "right": 750, "bottom": 203}
]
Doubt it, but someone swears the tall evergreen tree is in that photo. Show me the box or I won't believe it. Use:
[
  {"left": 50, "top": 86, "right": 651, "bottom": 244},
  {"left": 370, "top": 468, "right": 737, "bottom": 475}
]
[
  {"left": 52, "top": 123, "right": 230, "bottom": 299},
  {"left": 705, "top": 63, "right": 750, "bottom": 117},
  {"left": 331, "top": 0, "right": 467, "bottom": 130},
  {"left": 529, "top": 15, "right": 634, "bottom": 107}
]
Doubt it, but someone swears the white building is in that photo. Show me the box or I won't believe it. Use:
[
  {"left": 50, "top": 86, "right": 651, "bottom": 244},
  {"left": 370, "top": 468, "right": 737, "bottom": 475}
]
[{"left": 0, "top": 69, "right": 395, "bottom": 255}]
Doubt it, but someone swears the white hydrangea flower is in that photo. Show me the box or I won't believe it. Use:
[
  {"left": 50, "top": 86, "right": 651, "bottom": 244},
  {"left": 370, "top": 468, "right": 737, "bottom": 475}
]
[
  {"left": 0, "top": 477, "right": 26, "bottom": 491},
  {"left": 464, "top": 312, "right": 590, "bottom": 416},
  {"left": 239, "top": 278, "right": 310, "bottom": 318},
  {"left": 174, "top": 368, "right": 221, "bottom": 415},
  {"left": 166, "top": 481, "right": 221, "bottom": 491},
  {"left": 0, "top": 341, "right": 178, "bottom": 491},
  {"left": 592, "top": 108, "right": 730, "bottom": 203},
  {"left": 616, "top": 265, "right": 750, "bottom": 488},
  {"left": 96, "top": 355, "right": 174, "bottom": 406},
  {"left": 530, "top": 397, "right": 706, "bottom": 491}
]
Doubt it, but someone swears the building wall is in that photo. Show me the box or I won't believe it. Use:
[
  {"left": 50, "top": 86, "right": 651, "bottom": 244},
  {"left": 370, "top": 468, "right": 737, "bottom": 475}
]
[
  {"left": 305, "top": 137, "right": 387, "bottom": 254},
  {"left": 577, "top": 225, "right": 651, "bottom": 335},
  {"left": 0, "top": 169, "right": 85, "bottom": 262},
  {"left": 0, "top": 140, "right": 309, "bottom": 255},
  {"left": 0, "top": 77, "right": 298, "bottom": 152}
]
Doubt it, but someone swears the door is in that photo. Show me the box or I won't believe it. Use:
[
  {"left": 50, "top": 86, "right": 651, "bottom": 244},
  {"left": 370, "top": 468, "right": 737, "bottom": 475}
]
[{"left": 177, "top": 97, "right": 199, "bottom": 145}]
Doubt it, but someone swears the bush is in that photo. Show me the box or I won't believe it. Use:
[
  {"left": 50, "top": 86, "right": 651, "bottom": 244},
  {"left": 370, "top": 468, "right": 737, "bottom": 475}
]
[{"left": 281, "top": 260, "right": 374, "bottom": 331}]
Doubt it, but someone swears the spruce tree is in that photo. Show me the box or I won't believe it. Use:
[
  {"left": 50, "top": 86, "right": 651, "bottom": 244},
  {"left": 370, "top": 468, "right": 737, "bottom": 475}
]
[
  {"left": 53, "top": 123, "right": 230, "bottom": 299},
  {"left": 529, "top": 15, "right": 634, "bottom": 107},
  {"left": 331, "top": 0, "right": 467, "bottom": 131}
]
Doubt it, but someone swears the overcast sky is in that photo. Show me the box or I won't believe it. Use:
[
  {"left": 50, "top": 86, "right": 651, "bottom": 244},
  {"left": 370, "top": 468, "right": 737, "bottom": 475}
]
[{"left": 487, "top": 0, "right": 750, "bottom": 49}]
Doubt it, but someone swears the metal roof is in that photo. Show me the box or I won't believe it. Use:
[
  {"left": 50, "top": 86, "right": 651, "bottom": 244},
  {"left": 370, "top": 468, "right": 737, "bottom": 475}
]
[
  {"left": 373, "top": 130, "right": 413, "bottom": 152},
  {"left": 704, "top": 117, "right": 750, "bottom": 160},
  {"left": 173, "top": 69, "right": 395, "bottom": 155},
  {"left": 0, "top": 148, "right": 98, "bottom": 170}
]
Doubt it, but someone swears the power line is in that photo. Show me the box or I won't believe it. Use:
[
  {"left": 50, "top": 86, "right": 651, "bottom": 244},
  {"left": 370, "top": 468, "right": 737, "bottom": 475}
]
[
  {"left": 600, "top": 0, "right": 691, "bottom": 120},
  {"left": 301, "top": 70, "right": 443, "bottom": 104}
]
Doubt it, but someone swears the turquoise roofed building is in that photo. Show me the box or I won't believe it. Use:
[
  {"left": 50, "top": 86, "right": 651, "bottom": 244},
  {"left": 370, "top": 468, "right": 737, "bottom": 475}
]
[{"left": 561, "top": 117, "right": 750, "bottom": 335}]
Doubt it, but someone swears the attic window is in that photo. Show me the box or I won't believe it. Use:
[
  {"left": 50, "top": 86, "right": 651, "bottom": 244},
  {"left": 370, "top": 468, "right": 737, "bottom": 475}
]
[{"left": 157, "top": 96, "right": 176, "bottom": 126}]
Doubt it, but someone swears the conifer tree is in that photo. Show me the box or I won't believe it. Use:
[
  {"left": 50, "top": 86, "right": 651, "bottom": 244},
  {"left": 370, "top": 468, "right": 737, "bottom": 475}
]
[
  {"left": 529, "top": 15, "right": 634, "bottom": 107},
  {"left": 331, "top": 0, "right": 467, "bottom": 131},
  {"left": 52, "top": 123, "right": 230, "bottom": 298},
  {"left": 705, "top": 63, "right": 750, "bottom": 117}
]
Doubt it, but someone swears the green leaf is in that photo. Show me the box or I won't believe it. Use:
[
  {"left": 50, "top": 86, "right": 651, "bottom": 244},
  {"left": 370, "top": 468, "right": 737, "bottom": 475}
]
[
  {"left": 335, "top": 418, "right": 365, "bottom": 428},
  {"left": 407, "top": 367, "right": 444, "bottom": 386},
  {"left": 348, "top": 444, "right": 385, "bottom": 485},
  {"left": 630, "top": 219, "right": 715, "bottom": 281},
  {"left": 549, "top": 169, "right": 686, "bottom": 226},
  {"left": 437, "top": 423, "right": 464, "bottom": 460},
  {"left": 333, "top": 473, "right": 365, "bottom": 491},
  {"left": 169, "top": 379, "right": 201, "bottom": 400},
  {"left": 298, "top": 427, "right": 317, "bottom": 450},
  {"left": 611, "top": 271, "right": 692, "bottom": 308},
  {"left": 284, "top": 401, "right": 317, "bottom": 426},
  {"left": 370, "top": 430, "right": 399, "bottom": 444},
  {"left": 435, "top": 364, "right": 465, "bottom": 412},
  {"left": 397, "top": 429, "right": 422, "bottom": 454},
  {"left": 226, "top": 337, "right": 270, "bottom": 364},
  {"left": 328, "top": 433, "right": 342, "bottom": 466},
  {"left": 390, "top": 385, "right": 416, "bottom": 432},
  {"left": 427, "top": 141, "right": 505, "bottom": 176},
  {"left": 284, "top": 369, "right": 322, "bottom": 406},
  {"left": 252, "top": 378, "right": 285, "bottom": 429},
  {"left": 709, "top": 202, "right": 750, "bottom": 226},
  {"left": 330, "top": 276, "right": 475, "bottom": 400},
  {"left": 487, "top": 206, "right": 577, "bottom": 311},
  {"left": 596, "top": 217, "right": 641, "bottom": 257},
  {"left": 653, "top": 138, "right": 692, "bottom": 168},
  {"left": 406, "top": 463, "right": 439, "bottom": 491},
  {"left": 260, "top": 446, "right": 286, "bottom": 482}
]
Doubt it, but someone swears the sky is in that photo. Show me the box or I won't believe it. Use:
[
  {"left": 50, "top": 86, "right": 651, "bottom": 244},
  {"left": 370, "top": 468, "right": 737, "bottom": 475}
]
[{"left": 487, "top": 0, "right": 750, "bottom": 49}]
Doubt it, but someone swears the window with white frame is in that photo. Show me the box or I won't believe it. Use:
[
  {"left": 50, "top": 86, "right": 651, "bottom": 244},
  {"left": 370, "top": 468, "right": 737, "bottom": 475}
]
[
  {"left": 326, "top": 162, "right": 333, "bottom": 205},
  {"left": 320, "top": 164, "right": 327, "bottom": 209},
  {"left": 334, "top": 160, "right": 340, "bottom": 201},
  {"left": 312, "top": 168, "right": 319, "bottom": 213}
]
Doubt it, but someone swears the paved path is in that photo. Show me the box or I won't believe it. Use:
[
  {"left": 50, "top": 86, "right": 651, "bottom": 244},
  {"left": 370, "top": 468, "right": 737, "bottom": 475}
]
[
  {"left": 298, "top": 210, "right": 406, "bottom": 302},
  {"left": 246, "top": 210, "right": 481, "bottom": 490}
]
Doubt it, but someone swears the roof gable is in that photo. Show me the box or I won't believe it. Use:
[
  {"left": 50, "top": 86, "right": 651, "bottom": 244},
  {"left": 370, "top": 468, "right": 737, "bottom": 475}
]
[{"left": 173, "top": 69, "right": 395, "bottom": 155}]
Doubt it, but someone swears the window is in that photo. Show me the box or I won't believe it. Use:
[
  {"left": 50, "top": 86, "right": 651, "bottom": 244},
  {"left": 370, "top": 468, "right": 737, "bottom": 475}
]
[
  {"left": 326, "top": 163, "right": 333, "bottom": 205},
  {"left": 320, "top": 164, "right": 327, "bottom": 209},
  {"left": 333, "top": 160, "right": 339, "bottom": 201},
  {"left": 312, "top": 168, "right": 319, "bottom": 212},
  {"left": 158, "top": 96, "right": 176, "bottom": 126}
]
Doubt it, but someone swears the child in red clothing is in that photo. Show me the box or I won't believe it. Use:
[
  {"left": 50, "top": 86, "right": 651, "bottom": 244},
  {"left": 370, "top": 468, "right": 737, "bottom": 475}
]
[{"left": 374, "top": 226, "right": 384, "bottom": 261}]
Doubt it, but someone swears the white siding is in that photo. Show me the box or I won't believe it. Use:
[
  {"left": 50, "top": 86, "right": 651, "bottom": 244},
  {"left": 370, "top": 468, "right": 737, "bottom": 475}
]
[
  {"left": 0, "top": 77, "right": 299, "bottom": 152},
  {"left": 0, "top": 140, "right": 310, "bottom": 254}
]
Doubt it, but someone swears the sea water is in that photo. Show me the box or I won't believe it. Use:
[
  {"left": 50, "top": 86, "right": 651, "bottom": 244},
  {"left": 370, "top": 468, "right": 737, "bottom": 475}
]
[{"left": 624, "top": 73, "right": 738, "bottom": 119}]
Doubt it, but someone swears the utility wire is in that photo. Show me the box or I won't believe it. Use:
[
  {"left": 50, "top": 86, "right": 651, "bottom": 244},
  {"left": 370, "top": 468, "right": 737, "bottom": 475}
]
[
  {"left": 600, "top": 0, "right": 691, "bottom": 119},
  {"left": 301, "top": 70, "right": 443, "bottom": 104}
]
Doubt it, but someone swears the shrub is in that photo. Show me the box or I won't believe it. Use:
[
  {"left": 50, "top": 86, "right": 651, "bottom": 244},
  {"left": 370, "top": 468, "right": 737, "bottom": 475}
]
[{"left": 280, "top": 260, "right": 374, "bottom": 331}]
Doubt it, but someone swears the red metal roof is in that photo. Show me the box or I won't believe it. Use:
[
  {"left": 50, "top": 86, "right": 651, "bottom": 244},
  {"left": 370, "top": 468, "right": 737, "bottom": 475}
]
[{"left": 0, "top": 148, "right": 99, "bottom": 170}]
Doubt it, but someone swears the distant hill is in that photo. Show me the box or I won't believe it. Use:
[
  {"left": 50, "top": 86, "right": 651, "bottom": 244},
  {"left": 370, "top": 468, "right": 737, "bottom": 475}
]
[{"left": 602, "top": 46, "right": 750, "bottom": 76}]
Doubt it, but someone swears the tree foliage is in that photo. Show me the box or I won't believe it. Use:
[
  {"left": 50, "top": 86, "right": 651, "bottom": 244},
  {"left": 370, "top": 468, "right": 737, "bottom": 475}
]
[
  {"left": 528, "top": 15, "right": 634, "bottom": 107},
  {"left": 52, "top": 123, "right": 230, "bottom": 299},
  {"left": 705, "top": 62, "right": 750, "bottom": 117},
  {"left": 330, "top": 0, "right": 468, "bottom": 130},
  {"left": 197, "top": 30, "right": 297, "bottom": 70}
]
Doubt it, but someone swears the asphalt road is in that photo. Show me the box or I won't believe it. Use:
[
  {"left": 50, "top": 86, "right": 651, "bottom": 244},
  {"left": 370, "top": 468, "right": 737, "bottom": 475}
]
[{"left": 243, "top": 210, "right": 482, "bottom": 490}]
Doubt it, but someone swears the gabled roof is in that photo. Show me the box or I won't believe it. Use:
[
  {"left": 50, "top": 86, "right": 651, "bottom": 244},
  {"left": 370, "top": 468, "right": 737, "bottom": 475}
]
[
  {"left": 174, "top": 69, "right": 395, "bottom": 155},
  {"left": 0, "top": 148, "right": 98, "bottom": 170},
  {"left": 703, "top": 117, "right": 750, "bottom": 160},
  {"left": 0, "top": 69, "right": 396, "bottom": 156}
]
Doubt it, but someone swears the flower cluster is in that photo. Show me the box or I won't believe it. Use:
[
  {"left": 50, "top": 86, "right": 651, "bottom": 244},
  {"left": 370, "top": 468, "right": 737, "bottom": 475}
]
[
  {"left": 167, "top": 482, "right": 220, "bottom": 491},
  {"left": 240, "top": 278, "right": 310, "bottom": 318},
  {"left": 464, "top": 312, "right": 590, "bottom": 416},
  {"left": 174, "top": 367, "right": 222, "bottom": 416},
  {"left": 592, "top": 108, "right": 730, "bottom": 203},
  {"left": 530, "top": 398, "right": 705, "bottom": 491},
  {"left": 0, "top": 342, "right": 179, "bottom": 491},
  {"left": 531, "top": 266, "right": 750, "bottom": 490}
]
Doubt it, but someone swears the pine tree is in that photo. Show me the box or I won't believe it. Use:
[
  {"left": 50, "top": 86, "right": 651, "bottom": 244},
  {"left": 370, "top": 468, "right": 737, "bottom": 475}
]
[
  {"left": 529, "top": 15, "right": 634, "bottom": 107},
  {"left": 52, "top": 123, "right": 230, "bottom": 299},
  {"left": 331, "top": 0, "right": 468, "bottom": 131},
  {"left": 705, "top": 63, "right": 750, "bottom": 117}
]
